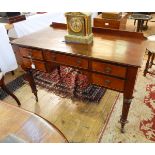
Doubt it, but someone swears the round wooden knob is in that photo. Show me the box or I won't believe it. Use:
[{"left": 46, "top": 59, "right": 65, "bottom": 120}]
[
  {"left": 77, "top": 59, "right": 81, "bottom": 65},
  {"left": 51, "top": 55, "right": 56, "bottom": 61},
  {"left": 104, "top": 67, "right": 112, "bottom": 73},
  {"left": 104, "top": 79, "right": 111, "bottom": 86}
]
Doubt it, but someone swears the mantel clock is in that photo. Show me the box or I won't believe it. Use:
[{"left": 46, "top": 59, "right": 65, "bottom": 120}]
[{"left": 65, "top": 12, "right": 93, "bottom": 44}]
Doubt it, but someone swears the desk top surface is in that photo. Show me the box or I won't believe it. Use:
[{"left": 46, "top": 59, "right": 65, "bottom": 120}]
[{"left": 11, "top": 25, "right": 147, "bottom": 67}]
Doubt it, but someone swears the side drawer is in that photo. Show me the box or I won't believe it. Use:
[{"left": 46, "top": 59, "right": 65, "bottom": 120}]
[
  {"left": 94, "top": 18, "right": 120, "bottom": 29},
  {"left": 92, "top": 73, "right": 124, "bottom": 92},
  {"left": 22, "top": 58, "right": 46, "bottom": 72},
  {"left": 92, "top": 61, "right": 126, "bottom": 78},
  {"left": 19, "top": 47, "right": 43, "bottom": 60}
]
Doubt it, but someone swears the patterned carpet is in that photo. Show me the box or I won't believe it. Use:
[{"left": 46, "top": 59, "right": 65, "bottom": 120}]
[
  {"left": 33, "top": 66, "right": 106, "bottom": 103},
  {"left": 101, "top": 59, "right": 155, "bottom": 143},
  {"left": 0, "top": 66, "right": 106, "bottom": 103},
  {"left": 0, "top": 75, "right": 25, "bottom": 100}
]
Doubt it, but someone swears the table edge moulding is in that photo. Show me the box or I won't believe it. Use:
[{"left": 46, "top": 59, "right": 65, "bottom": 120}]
[{"left": 11, "top": 22, "right": 147, "bottom": 133}]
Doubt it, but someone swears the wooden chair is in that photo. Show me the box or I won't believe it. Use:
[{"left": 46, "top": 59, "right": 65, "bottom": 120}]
[
  {"left": 144, "top": 35, "right": 155, "bottom": 76},
  {"left": 0, "top": 71, "right": 21, "bottom": 106},
  {"left": 0, "top": 24, "right": 21, "bottom": 106}
]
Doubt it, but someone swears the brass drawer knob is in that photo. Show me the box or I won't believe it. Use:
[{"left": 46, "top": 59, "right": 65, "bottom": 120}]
[
  {"left": 51, "top": 55, "right": 56, "bottom": 61},
  {"left": 104, "top": 67, "right": 112, "bottom": 73},
  {"left": 28, "top": 51, "right": 32, "bottom": 59},
  {"left": 27, "top": 55, "right": 32, "bottom": 59},
  {"left": 77, "top": 59, "right": 81, "bottom": 65},
  {"left": 104, "top": 79, "right": 111, "bottom": 86}
]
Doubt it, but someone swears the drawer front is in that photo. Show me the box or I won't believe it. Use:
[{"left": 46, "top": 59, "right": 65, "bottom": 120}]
[
  {"left": 33, "top": 60, "right": 46, "bottom": 72},
  {"left": 56, "top": 54, "right": 88, "bottom": 69},
  {"left": 22, "top": 58, "right": 46, "bottom": 72},
  {"left": 103, "top": 20, "right": 120, "bottom": 29},
  {"left": 92, "top": 61, "right": 126, "bottom": 78},
  {"left": 43, "top": 51, "right": 56, "bottom": 61},
  {"left": 43, "top": 51, "right": 88, "bottom": 69},
  {"left": 19, "top": 47, "right": 31, "bottom": 57},
  {"left": 19, "top": 47, "right": 43, "bottom": 60},
  {"left": 94, "top": 19, "right": 120, "bottom": 29},
  {"left": 22, "top": 57, "right": 31, "bottom": 68},
  {"left": 92, "top": 73, "right": 124, "bottom": 91}
]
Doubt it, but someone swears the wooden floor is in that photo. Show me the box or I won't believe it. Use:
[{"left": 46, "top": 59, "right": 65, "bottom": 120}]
[
  {"left": 0, "top": 101, "right": 68, "bottom": 143},
  {"left": 2, "top": 70, "right": 119, "bottom": 142}
]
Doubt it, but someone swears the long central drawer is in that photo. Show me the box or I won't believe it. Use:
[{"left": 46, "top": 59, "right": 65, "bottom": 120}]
[{"left": 43, "top": 51, "right": 88, "bottom": 69}]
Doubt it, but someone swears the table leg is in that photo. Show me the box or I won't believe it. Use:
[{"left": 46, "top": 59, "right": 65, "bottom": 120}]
[
  {"left": 136, "top": 20, "right": 140, "bottom": 32},
  {"left": 150, "top": 53, "right": 155, "bottom": 68},
  {"left": 119, "top": 67, "right": 138, "bottom": 133},
  {"left": 24, "top": 69, "right": 38, "bottom": 102},
  {"left": 120, "top": 98, "right": 132, "bottom": 133},
  {"left": 144, "top": 50, "right": 152, "bottom": 76},
  {"left": 0, "top": 76, "right": 21, "bottom": 106}
]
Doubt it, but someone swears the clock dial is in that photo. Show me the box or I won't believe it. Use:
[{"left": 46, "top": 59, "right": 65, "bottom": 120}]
[{"left": 69, "top": 17, "right": 83, "bottom": 33}]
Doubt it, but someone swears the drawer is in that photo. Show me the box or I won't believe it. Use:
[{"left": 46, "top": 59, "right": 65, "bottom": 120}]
[
  {"left": 43, "top": 51, "right": 56, "bottom": 61},
  {"left": 92, "top": 61, "right": 126, "bottom": 78},
  {"left": 92, "top": 73, "right": 124, "bottom": 92},
  {"left": 94, "top": 18, "right": 120, "bottom": 29},
  {"left": 22, "top": 58, "right": 46, "bottom": 72},
  {"left": 56, "top": 54, "right": 88, "bottom": 69},
  {"left": 44, "top": 51, "right": 88, "bottom": 69},
  {"left": 19, "top": 47, "right": 43, "bottom": 60}
]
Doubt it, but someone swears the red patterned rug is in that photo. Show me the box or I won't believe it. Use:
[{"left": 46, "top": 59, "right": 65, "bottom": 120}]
[
  {"left": 33, "top": 66, "right": 106, "bottom": 103},
  {"left": 140, "top": 84, "right": 155, "bottom": 141},
  {"left": 101, "top": 60, "right": 155, "bottom": 142}
]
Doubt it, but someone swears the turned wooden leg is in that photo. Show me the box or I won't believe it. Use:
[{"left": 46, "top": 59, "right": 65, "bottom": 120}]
[
  {"left": 120, "top": 98, "right": 132, "bottom": 133},
  {"left": 24, "top": 69, "right": 38, "bottom": 102},
  {"left": 72, "top": 70, "right": 80, "bottom": 97},
  {"left": 136, "top": 20, "right": 141, "bottom": 32},
  {"left": 57, "top": 66, "right": 62, "bottom": 80},
  {"left": 120, "top": 67, "right": 138, "bottom": 133},
  {"left": 144, "top": 50, "right": 152, "bottom": 76},
  {"left": 150, "top": 53, "right": 155, "bottom": 68},
  {"left": 11, "top": 71, "right": 15, "bottom": 76},
  {"left": 0, "top": 76, "right": 21, "bottom": 106}
]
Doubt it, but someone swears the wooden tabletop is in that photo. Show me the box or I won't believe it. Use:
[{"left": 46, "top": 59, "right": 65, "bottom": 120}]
[
  {"left": 11, "top": 25, "right": 147, "bottom": 67},
  {"left": 0, "top": 101, "right": 68, "bottom": 143}
]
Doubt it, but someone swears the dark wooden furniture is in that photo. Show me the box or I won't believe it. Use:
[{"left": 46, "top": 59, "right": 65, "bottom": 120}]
[
  {"left": 144, "top": 49, "right": 155, "bottom": 76},
  {"left": 0, "top": 74, "right": 21, "bottom": 106},
  {"left": 144, "top": 35, "right": 155, "bottom": 76},
  {"left": 94, "top": 13, "right": 128, "bottom": 30},
  {"left": 11, "top": 22, "right": 146, "bottom": 133},
  {"left": 130, "top": 14, "right": 152, "bottom": 32},
  {"left": 0, "top": 101, "right": 68, "bottom": 143},
  {"left": 0, "top": 15, "right": 26, "bottom": 24}
]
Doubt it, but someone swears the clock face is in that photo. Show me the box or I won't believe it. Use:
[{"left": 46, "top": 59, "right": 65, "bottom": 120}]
[{"left": 69, "top": 17, "right": 83, "bottom": 33}]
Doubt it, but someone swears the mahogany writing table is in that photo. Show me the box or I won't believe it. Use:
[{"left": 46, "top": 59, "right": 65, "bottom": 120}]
[{"left": 11, "top": 23, "right": 146, "bottom": 133}]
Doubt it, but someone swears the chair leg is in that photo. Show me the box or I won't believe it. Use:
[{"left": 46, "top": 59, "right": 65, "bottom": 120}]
[
  {"left": 149, "top": 53, "right": 155, "bottom": 68},
  {"left": 144, "top": 50, "right": 152, "bottom": 76},
  {"left": 11, "top": 71, "right": 15, "bottom": 76},
  {"left": 0, "top": 76, "right": 21, "bottom": 106}
]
